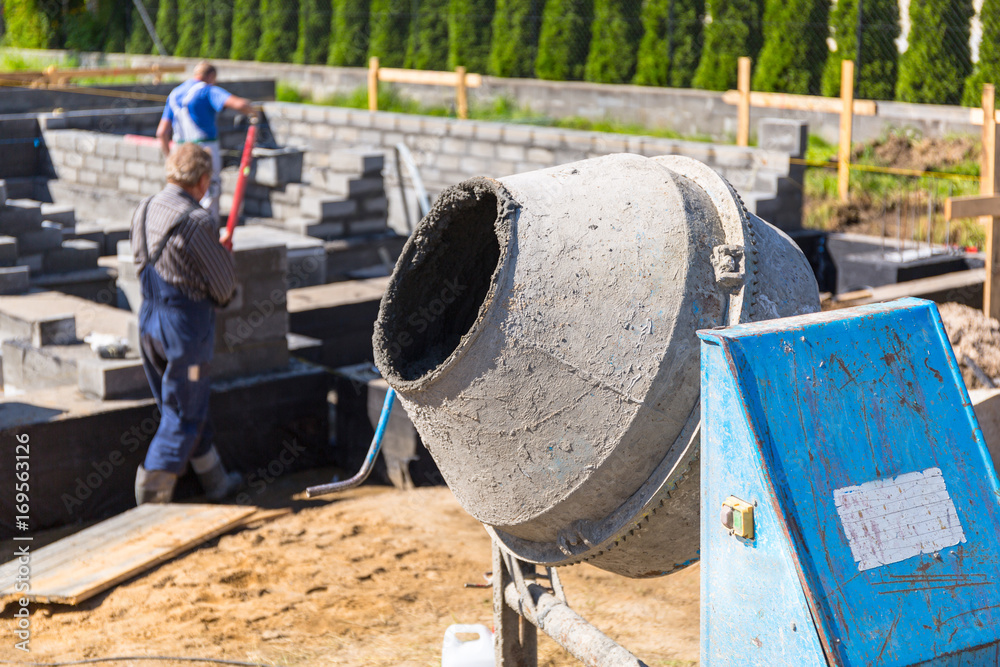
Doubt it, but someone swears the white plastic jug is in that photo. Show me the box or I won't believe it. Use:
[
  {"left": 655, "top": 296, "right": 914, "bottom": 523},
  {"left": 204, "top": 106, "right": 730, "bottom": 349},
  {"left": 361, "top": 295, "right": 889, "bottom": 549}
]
[{"left": 441, "top": 623, "right": 494, "bottom": 667}]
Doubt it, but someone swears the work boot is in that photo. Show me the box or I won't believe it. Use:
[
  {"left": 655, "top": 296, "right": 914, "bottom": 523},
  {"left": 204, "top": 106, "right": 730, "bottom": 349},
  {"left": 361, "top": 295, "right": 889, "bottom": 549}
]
[
  {"left": 135, "top": 466, "right": 178, "bottom": 505},
  {"left": 191, "top": 445, "right": 242, "bottom": 501}
]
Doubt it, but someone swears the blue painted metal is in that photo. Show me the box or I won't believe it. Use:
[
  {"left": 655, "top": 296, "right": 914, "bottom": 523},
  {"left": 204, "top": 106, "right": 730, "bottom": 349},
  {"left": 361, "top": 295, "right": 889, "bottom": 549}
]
[{"left": 699, "top": 298, "right": 1000, "bottom": 666}]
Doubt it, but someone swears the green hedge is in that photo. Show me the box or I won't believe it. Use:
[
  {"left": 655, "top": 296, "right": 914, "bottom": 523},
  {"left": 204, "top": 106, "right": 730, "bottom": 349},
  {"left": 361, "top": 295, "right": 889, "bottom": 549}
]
[
  {"left": 369, "top": 0, "right": 410, "bottom": 67},
  {"left": 536, "top": 0, "right": 592, "bottom": 81},
  {"left": 175, "top": 0, "right": 206, "bottom": 56},
  {"left": 449, "top": 0, "right": 494, "bottom": 72},
  {"left": 753, "top": 0, "right": 829, "bottom": 94},
  {"left": 256, "top": 0, "right": 299, "bottom": 62},
  {"left": 406, "top": 0, "right": 450, "bottom": 70},
  {"left": 294, "top": 0, "right": 332, "bottom": 64},
  {"left": 897, "top": 0, "right": 973, "bottom": 104},
  {"left": 203, "top": 0, "right": 233, "bottom": 58},
  {"left": 584, "top": 0, "right": 642, "bottom": 83},
  {"left": 820, "top": 0, "right": 899, "bottom": 100},
  {"left": 328, "top": 0, "right": 370, "bottom": 66},
  {"left": 154, "top": 0, "right": 179, "bottom": 54},
  {"left": 488, "top": 0, "right": 540, "bottom": 77},
  {"left": 634, "top": 0, "right": 704, "bottom": 87},
  {"left": 3, "top": 0, "right": 54, "bottom": 48},
  {"left": 691, "top": 0, "right": 763, "bottom": 91},
  {"left": 965, "top": 0, "right": 1000, "bottom": 106}
]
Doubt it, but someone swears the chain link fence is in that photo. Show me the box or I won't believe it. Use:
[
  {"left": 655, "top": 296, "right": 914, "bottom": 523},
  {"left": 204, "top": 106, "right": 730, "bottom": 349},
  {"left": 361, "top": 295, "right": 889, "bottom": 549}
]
[{"left": 1, "top": 0, "right": 997, "bottom": 105}]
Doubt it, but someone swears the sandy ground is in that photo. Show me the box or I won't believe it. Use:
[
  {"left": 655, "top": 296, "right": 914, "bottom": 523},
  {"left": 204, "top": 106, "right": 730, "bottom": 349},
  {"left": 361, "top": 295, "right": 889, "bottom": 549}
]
[{"left": 0, "top": 469, "right": 699, "bottom": 666}]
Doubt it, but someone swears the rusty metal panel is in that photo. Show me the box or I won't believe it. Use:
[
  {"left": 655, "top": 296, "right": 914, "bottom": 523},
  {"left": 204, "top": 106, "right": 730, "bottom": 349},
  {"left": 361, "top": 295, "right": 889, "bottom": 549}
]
[{"left": 699, "top": 297, "right": 1000, "bottom": 666}]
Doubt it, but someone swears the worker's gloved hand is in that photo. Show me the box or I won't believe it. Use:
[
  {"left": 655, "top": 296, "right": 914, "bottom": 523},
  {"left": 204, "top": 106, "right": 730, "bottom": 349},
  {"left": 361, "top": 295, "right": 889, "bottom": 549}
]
[{"left": 219, "top": 225, "right": 234, "bottom": 249}]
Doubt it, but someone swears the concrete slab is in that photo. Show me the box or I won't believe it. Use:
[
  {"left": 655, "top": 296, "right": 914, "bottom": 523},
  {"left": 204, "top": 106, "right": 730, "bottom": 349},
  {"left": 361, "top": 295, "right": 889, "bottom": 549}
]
[
  {"left": 77, "top": 357, "right": 151, "bottom": 400},
  {"left": 31, "top": 267, "right": 117, "bottom": 303},
  {"left": 40, "top": 203, "right": 77, "bottom": 229},
  {"left": 2, "top": 339, "right": 95, "bottom": 394},
  {"left": 0, "top": 266, "right": 30, "bottom": 295},
  {"left": 330, "top": 148, "right": 385, "bottom": 177},
  {"left": 0, "top": 199, "right": 43, "bottom": 235},
  {"left": 0, "top": 291, "right": 131, "bottom": 342},
  {"left": 44, "top": 239, "right": 100, "bottom": 273},
  {"left": 0, "top": 236, "right": 17, "bottom": 267},
  {"left": 19, "top": 221, "right": 64, "bottom": 254}
]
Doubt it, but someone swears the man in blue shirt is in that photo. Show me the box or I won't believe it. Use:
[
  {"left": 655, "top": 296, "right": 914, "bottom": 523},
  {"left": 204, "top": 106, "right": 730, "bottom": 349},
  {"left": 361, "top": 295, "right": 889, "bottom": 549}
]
[{"left": 156, "top": 61, "right": 257, "bottom": 223}]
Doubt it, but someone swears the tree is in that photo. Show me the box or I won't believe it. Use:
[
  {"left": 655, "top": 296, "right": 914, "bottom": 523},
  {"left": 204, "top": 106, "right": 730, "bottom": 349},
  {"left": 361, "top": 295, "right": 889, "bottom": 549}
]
[
  {"left": 752, "top": 0, "right": 830, "bottom": 94},
  {"left": 127, "top": 0, "right": 159, "bottom": 53},
  {"left": 203, "top": 0, "right": 234, "bottom": 59},
  {"left": 294, "top": 0, "right": 332, "bottom": 63},
  {"left": 963, "top": 0, "right": 1000, "bottom": 106},
  {"left": 820, "top": 0, "right": 899, "bottom": 100},
  {"left": 369, "top": 0, "right": 411, "bottom": 67},
  {"left": 328, "top": 0, "right": 370, "bottom": 65},
  {"left": 535, "top": 0, "right": 592, "bottom": 81},
  {"left": 488, "top": 0, "right": 541, "bottom": 77},
  {"left": 897, "top": 0, "right": 973, "bottom": 104},
  {"left": 448, "top": 0, "right": 494, "bottom": 71},
  {"left": 175, "top": 0, "right": 205, "bottom": 56},
  {"left": 692, "top": 0, "right": 763, "bottom": 90},
  {"left": 154, "top": 0, "right": 179, "bottom": 54},
  {"left": 406, "top": 0, "right": 450, "bottom": 70},
  {"left": 256, "top": 0, "right": 299, "bottom": 61},
  {"left": 231, "top": 0, "right": 261, "bottom": 60},
  {"left": 2, "top": 0, "right": 52, "bottom": 48},
  {"left": 584, "top": 0, "right": 643, "bottom": 83},
  {"left": 634, "top": 0, "right": 704, "bottom": 87}
]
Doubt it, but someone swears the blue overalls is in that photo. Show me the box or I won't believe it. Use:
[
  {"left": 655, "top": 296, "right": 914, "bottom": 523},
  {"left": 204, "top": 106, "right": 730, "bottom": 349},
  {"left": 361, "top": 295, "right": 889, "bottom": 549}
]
[{"left": 137, "top": 200, "right": 216, "bottom": 475}]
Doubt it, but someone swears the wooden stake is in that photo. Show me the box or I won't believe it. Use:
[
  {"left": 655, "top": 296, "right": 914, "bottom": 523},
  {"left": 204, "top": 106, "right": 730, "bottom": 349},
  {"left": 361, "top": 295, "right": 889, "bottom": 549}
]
[
  {"left": 982, "top": 83, "right": 1000, "bottom": 319},
  {"left": 368, "top": 56, "right": 380, "bottom": 113},
  {"left": 838, "top": 59, "right": 855, "bottom": 203},
  {"left": 456, "top": 66, "right": 469, "bottom": 120},
  {"left": 736, "top": 57, "right": 751, "bottom": 147}
]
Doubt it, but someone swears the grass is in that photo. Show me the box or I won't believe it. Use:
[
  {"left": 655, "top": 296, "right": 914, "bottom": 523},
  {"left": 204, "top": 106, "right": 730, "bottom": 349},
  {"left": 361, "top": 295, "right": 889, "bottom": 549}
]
[
  {"left": 275, "top": 81, "right": 716, "bottom": 142},
  {"left": 803, "top": 131, "right": 986, "bottom": 249}
]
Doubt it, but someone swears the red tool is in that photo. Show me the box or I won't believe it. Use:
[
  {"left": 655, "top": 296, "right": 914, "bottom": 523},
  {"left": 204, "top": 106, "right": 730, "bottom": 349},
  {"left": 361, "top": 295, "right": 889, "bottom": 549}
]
[{"left": 223, "top": 117, "right": 258, "bottom": 251}]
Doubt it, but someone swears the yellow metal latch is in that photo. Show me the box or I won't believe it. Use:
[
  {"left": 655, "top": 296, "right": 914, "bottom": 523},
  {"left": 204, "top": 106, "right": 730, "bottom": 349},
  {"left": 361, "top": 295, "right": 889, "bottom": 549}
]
[{"left": 721, "top": 496, "right": 754, "bottom": 539}]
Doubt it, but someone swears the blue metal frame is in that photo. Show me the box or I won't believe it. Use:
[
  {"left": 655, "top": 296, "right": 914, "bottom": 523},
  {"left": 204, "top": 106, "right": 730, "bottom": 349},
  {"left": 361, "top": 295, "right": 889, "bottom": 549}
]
[{"left": 700, "top": 298, "right": 1000, "bottom": 666}]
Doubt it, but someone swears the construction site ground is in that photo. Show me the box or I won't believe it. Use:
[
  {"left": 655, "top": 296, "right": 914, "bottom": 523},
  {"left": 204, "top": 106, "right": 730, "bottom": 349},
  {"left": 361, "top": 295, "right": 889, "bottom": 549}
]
[{"left": 0, "top": 467, "right": 699, "bottom": 666}]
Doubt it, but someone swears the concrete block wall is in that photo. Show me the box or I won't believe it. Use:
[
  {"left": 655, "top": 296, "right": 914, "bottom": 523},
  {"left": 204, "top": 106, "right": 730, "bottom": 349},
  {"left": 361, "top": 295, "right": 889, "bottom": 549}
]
[
  {"left": 260, "top": 102, "right": 793, "bottom": 232},
  {"left": 42, "top": 128, "right": 164, "bottom": 223}
]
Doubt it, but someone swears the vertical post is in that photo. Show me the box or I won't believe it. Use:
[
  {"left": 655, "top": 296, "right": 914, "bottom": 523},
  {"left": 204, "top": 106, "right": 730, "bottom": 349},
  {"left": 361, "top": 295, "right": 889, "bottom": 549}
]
[
  {"left": 981, "top": 83, "right": 1000, "bottom": 319},
  {"left": 838, "top": 59, "right": 855, "bottom": 203},
  {"left": 456, "top": 66, "right": 469, "bottom": 120},
  {"left": 736, "top": 57, "right": 751, "bottom": 147},
  {"left": 368, "top": 56, "right": 380, "bottom": 113},
  {"left": 494, "top": 542, "right": 525, "bottom": 666}
]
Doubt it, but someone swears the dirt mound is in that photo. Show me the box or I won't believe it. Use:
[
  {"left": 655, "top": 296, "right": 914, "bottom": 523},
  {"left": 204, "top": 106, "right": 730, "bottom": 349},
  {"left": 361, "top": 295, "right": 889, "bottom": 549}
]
[
  {"left": 1, "top": 475, "right": 699, "bottom": 666},
  {"left": 939, "top": 302, "right": 1000, "bottom": 389},
  {"left": 856, "top": 134, "right": 979, "bottom": 172}
]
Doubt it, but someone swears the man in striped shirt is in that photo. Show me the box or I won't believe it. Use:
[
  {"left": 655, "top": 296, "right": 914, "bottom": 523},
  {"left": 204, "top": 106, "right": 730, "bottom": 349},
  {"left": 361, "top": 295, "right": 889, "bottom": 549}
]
[{"left": 130, "top": 143, "right": 240, "bottom": 505}]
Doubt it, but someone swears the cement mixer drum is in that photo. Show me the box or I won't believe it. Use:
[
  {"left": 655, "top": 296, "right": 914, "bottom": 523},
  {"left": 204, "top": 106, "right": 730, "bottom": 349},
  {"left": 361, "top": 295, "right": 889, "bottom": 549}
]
[{"left": 373, "top": 154, "right": 819, "bottom": 577}]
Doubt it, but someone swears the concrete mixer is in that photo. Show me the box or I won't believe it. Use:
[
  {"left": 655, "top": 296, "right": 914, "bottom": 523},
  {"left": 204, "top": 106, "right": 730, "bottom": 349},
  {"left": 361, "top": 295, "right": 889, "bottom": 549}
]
[
  {"left": 311, "top": 153, "right": 1000, "bottom": 665},
  {"left": 372, "top": 153, "right": 820, "bottom": 579}
]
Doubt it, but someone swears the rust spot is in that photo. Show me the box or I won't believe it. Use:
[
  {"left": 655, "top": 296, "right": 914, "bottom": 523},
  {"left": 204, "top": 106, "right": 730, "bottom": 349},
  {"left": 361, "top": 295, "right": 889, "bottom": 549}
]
[
  {"left": 924, "top": 357, "right": 944, "bottom": 382},
  {"left": 882, "top": 352, "right": 898, "bottom": 366},
  {"left": 916, "top": 561, "right": 932, "bottom": 573},
  {"left": 752, "top": 636, "right": 763, "bottom": 648}
]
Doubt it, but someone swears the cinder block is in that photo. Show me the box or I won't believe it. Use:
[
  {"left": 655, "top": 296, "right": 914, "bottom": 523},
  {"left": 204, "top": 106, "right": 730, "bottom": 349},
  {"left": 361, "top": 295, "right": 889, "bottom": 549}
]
[
  {"left": 362, "top": 196, "right": 388, "bottom": 215},
  {"left": 18, "top": 222, "right": 64, "bottom": 254},
  {"left": 211, "top": 337, "right": 289, "bottom": 380},
  {"left": 217, "top": 308, "right": 289, "bottom": 349},
  {"left": 285, "top": 219, "right": 346, "bottom": 239},
  {"left": 0, "top": 179, "right": 8, "bottom": 203},
  {"left": 330, "top": 148, "right": 384, "bottom": 176},
  {"left": 16, "top": 254, "right": 42, "bottom": 274},
  {"left": 250, "top": 147, "right": 305, "bottom": 188},
  {"left": 0, "top": 236, "right": 17, "bottom": 267},
  {"left": 0, "top": 266, "right": 30, "bottom": 295},
  {"left": 43, "top": 240, "right": 100, "bottom": 274},
  {"left": 287, "top": 332, "right": 322, "bottom": 364},
  {"left": 325, "top": 175, "right": 384, "bottom": 198},
  {"left": 232, "top": 243, "right": 287, "bottom": 277},
  {"left": 40, "top": 203, "right": 76, "bottom": 229},
  {"left": 77, "top": 357, "right": 151, "bottom": 400},
  {"left": 758, "top": 118, "right": 809, "bottom": 158},
  {"left": 300, "top": 196, "right": 357, "bottom": 221},
  {"left": 0, "top": 200, "right": 43, "bottom": 235},
  {"left": 2, "top": 339, "right": 80, "bottom": 392},
  {"left": 349, "top": 218, "right": 388, "bottom": 236}
]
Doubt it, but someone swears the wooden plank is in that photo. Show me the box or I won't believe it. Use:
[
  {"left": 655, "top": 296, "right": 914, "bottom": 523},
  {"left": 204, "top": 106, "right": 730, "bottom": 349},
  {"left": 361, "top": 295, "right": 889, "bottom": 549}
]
[
  {"left": 368, "top": 56, "right": 379, "bottom": 112},
  {"left": 1, "top": 65, "right": 185, "bottom": 81},
  {"left": 831, "top": 268, "right": 985, "bottom": 308},
  {"left": 944, "top": 194, "right": 1000, "bottom": 219},
  {"left": 0, "top": 503, "right": 256, "bottom": 605},
  {"left": 456, "top": 66, "right": 469, "bottom": 120},
  {"left": 721, "top": 90, "right": 877, "bottom": 116},
  {"left": 378, "top": 67, "right": 483, "bottom": 88},
  {"left": 983, "top": 83, "right": 1000, "bottom": 320},
  {"left": 736, "top": 57, "right": 751, "bottom": 147},
  {"left": 838, "top": 60, "right": 855, "bottom": 202}
]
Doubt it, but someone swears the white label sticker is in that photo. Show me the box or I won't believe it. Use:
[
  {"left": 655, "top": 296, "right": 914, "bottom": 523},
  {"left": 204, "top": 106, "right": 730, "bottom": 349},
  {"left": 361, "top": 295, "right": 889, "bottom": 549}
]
[{"left": 834, "top": 467, "right": 965, "bottom": 572}]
